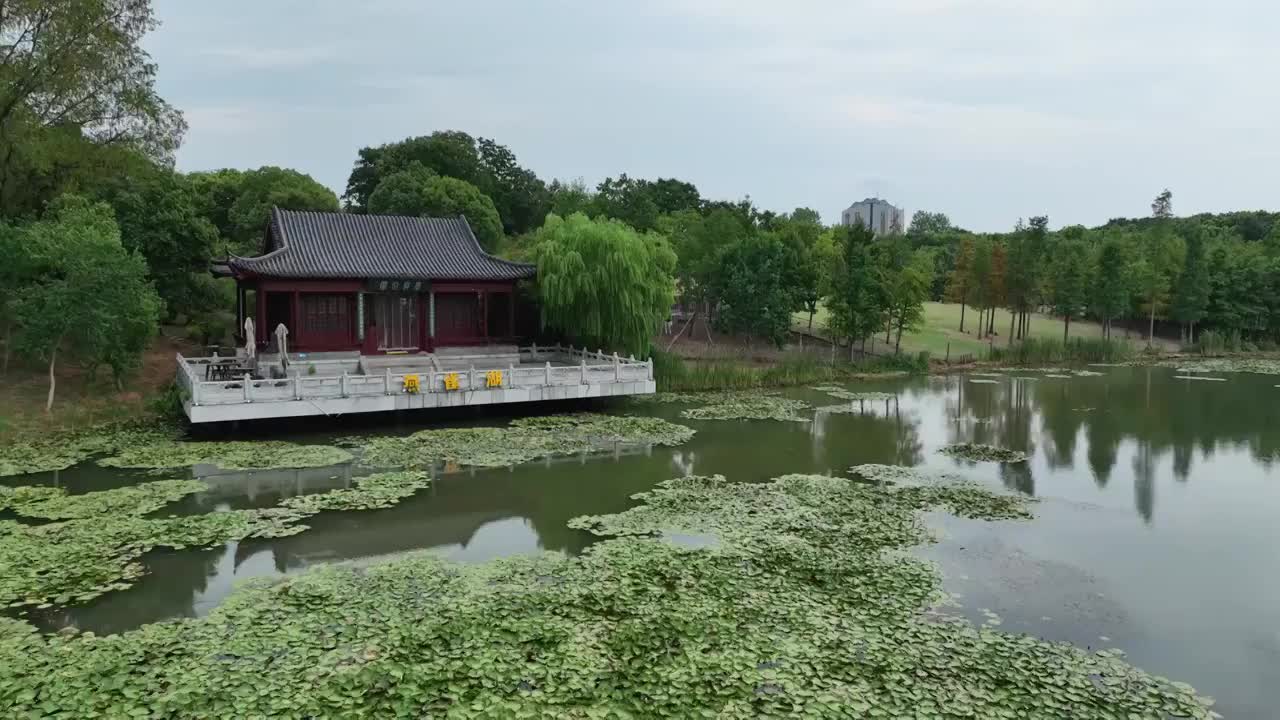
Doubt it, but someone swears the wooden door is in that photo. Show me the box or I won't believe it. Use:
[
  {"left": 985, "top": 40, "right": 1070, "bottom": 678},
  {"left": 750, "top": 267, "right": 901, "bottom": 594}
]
[
  {"left": 434, "top": 293, "right": 481, "bottom": 344},
  {"left": 374, "top": 294, "right": 419, "bottom": 350},
  {"left": 299, "top": 293, "right": 353, "bottom": 350}
]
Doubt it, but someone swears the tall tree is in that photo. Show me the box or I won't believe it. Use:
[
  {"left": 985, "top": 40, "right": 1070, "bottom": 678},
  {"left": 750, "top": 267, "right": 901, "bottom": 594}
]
[
  {"left": 826, "top": 223, "right": 886, "bottom": 358},
  {"left": 1139, "top": 190, "right": 1183, "bottom": 346},
  {"left": 591, "top": 174, "right": 660, "bottom": 231},
  {"left": 711, "top": 234, "right": 803, "bottom": 348},
  {"left": 92, "top": 167, "right": 221, "bottom": 318},
  {"left": 887, "top": 248, "right": 935, "bottom": 354},
  {"left": 0, "top": 0, "right": 185, "bottom": 216},
  {"left": 944, "top": 237, "right": 976, "bottom": 332},
  {"left": 414, "top": 176, "right": 504, "bottom": 252},
  {"left": 1090, "top": 238, "right": 1132, "bottom": 339},
  {"left": 365, "top": 164, "right": 438, "bottom": 216},
  {"left": 193, "top": 167, "right": 339, "bottom": 255},
  {"left": 1049, "top": 237, "right": 1089, "bottom": 343},
  {"left": 1171, "top": 226, "right": 1210, "bottom": 344},
  {"left": 10, "top": 197, "right": 162, "bottom": 409},
  {"left": 533, "top": 213, "right": 675, "bottom": 357}
]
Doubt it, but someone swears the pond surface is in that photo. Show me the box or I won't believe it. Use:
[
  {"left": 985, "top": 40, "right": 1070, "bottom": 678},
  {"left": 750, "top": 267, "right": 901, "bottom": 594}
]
[{"left": 6, "top": 366, "right": 1280, "bottom": 718}]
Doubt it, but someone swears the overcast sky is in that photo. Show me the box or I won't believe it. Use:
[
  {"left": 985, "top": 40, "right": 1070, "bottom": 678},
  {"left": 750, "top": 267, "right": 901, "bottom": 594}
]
[{"left": 147, "top": 0, "right": 1279, "bottom": 232}]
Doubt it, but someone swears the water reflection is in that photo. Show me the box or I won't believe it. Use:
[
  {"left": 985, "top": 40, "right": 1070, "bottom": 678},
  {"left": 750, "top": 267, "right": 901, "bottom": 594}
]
[{"left": 15, "top": 367, "right": 1280, "bottom": 635}]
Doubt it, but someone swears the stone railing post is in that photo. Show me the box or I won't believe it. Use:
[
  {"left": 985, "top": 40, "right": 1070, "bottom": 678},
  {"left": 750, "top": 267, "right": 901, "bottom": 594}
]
[
  {"left": 531, "top": 342, "right": 538, "bottom": 361},
  {"left": 468, "top": 363, "right": 475, "bottom": 390},
  {"left": 340, "top": 371, "right": 348, "bottom": 398},
  {"left": 613, "top": 353, "right": 621, "bottom": 381},
  {"left": 580, "top": 356, "right": 587, "bottom": 384},
  {"left": 385, "top": 368, "right": 392, "bottom": 395},
  {"left": 507, "top": 363, "right": 515, "bottom": 388},
  {"left": 243, "top": 373, "right": 253, "bottom": 403},
  {"left": 192, "top": 379, "right": 201, "bottom": 406},
  {"left": 292, "top": 374, "right": 301, "bottom": 400},
  {"left": 647, "top": 358, "right": 654, "bottom": 381},
  {"left": 544, "top": 361, "right": 552, "bottom": 386}
]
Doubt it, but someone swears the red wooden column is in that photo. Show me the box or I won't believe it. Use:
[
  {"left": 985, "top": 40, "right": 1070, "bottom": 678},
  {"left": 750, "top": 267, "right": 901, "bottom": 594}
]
[
  {"left": 255, "top": 282, "right": 266, "bottom": 346},
  {"left": 480, "top": 291, "right": 489, "bottom": 343},
  {"left": 507, "top": 289, "right": 515, "bottom": 340},
  {"left": 291, "top": 291, "right": 301, "bottom": 349}
]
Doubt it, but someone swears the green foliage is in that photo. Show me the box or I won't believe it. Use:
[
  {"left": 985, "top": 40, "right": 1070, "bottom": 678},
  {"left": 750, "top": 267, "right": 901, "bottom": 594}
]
[
  {"left": 364, "top": 163, "right": 438, "bottom": 215},
  {"left": 987, "top": 337, "right": 1134, "bottom": 365},
  {"left": 0, "top": 423, "right": 176, "bottom": 477},
  {"left": 345, "top": 131, "right": 549, "bottom": 235},
  {"left": 680, "top": 394, "right": 812, "bottom": 422},
  {"left": 358, "top": 413, "right": 695, "bottom": 468},
  {"left": 652, "top": 350, "right": 928, "bottom": 392},
  {"left": 1049, "top": 235, "right": 1090, "bottom": 339},
  {"left": 9, "top": 197, "right": 163, "bottom": 399},
  {"left": 0, "top": 470, "right": 430, "bottom": 608},
  {"left": 0, "top": 0, "right": 185, "bottom": 217},
  {"left": 99, "top": 440, "right": 353, "bottom": 471},
  {"left": 884, "top": 242, "right": 935, "bottom": 352},
  {"left": 225, "top": 167, "right": 340, "bottom": 253},
  {"left": 825, "top": 222, "right": 887, "bottom": 347},
  {"left": 533, "top": 213, "right": 676, "bottom": 357},
  {"left": 939, "top": 443, "right": 1029, "bottom": 463},
  {"left": 92, "top": 166, "right": 223, "bottom": 318},
  {"left": 0, "top": 468, "right": 1215, "bottom": 717},
  {"left": 420, "top": 176, "right": 504, "bottom": 252},
  {"left": 711, "top": 233, "right": 804, "bottom": 347},
  {"left": 367, "top": 168, "right": 504, "bottom": 251}
]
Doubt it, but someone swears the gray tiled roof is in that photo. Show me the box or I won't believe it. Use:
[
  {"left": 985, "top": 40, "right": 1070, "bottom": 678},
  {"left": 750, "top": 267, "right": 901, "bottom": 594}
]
[{"left": 226, "top": 208, "right": 535, "bottom": 281}]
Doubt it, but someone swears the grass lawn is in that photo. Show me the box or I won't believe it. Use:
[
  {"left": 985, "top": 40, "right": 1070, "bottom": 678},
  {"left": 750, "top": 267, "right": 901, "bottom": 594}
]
[{"left": 794, "top": 302, "right": 1129, "bottom": 359}]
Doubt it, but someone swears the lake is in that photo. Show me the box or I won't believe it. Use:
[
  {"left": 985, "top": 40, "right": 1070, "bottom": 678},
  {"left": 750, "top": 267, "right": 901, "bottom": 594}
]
[{"left": 5, "top": 366, "right": 1280, "bottom": 718}]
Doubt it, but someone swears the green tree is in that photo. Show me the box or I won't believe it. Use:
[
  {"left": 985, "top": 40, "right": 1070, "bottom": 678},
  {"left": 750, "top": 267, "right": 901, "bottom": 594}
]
[
  {"left": 711, "top": 234, "right": 802, "bottom": 347},
  {"left": 944, "top": 237, "right": 976, "bottom": 332},
  {"left": 826, "top": 223, "right": 886, "bottom": 358},
  {"left": 223, "top": 167, "right": 340, "bottom": 254},
  {"left": 93, "top": 168, "right": 221, "bottom": 319},
  {"left": 967, "top": 238, "right": 993, "bottom": 338},
  {"left": 1171, "top": 226, "right": 1210, "bottom": 343},
  {"left": 365, "top": 164, "right": 439, "bottom": 216},
  {"left": 10, "top": 197, "right": 162, "bottom": 410},
  {"left": 418, "top": 176, "right": 504, "bottom": 253},
  {"left": 591, "top": 174, "right": 660, "bottom": 231},
  {"left": 0, "top": 0, "right": 185, "bottom": 215},
  {"left": 533, "top": 213, "right": 675, "bottom": 356},
  {"left": 547, "top": 178, "right": 593, "bottom": 218},
  {"left": 1091, "top": 238, "right": 1132, "bottom": 339},
  {"left": 1138, "top": 190, "right": 1183, "bottom": 346},
  {"left": 887, "top": 248, "right": 934, "bottom": 354},
  {"left": 1049, "top": 236, "right": 1089, "bottom": 342},
  {"left": 907, "top": 210, "right": 952, "bottom": 238}
]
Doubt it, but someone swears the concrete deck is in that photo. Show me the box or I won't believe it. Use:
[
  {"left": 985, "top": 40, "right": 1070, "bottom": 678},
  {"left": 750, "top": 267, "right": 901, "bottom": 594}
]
[{"left": 177, "top": 344, "right": 654, "bottom": 424}]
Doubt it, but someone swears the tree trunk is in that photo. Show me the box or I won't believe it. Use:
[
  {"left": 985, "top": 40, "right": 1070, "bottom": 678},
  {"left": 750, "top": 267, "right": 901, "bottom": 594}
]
[
  {"left": 885, "top": 317, "right": 892, "bottom": 344},
  {"left": 959, "top": 302, "right": 966, "bottom": 333},
  {"left": 1, "top": 319, "right": 9, "bottom": 375},
  {"left": 808, "top": 309, "right": 815, "bottom": 331},
  {"left": 1063, "top": 315, "right": 1070, "bottom": 344},
  {"left": 1147, "top": 296, "right": 1156, "bottom": 348},
  {"left": 45, "top": 348, "right": 57, "bottom": 414},
  {"left": 1189, "top": 320, "right": 1196, "bottom": 346},
  {"left": 988, "top": 307, "right": 996, "bottom": 336},
  {"left": 976, "top": 308, "right": 984, "bottom": 338},
  {"left": 1008, "top": 309, "right": 1016, "bottom": 346},
  {"left": 895, "top": 322, "right": 903, "bottom": 354}
]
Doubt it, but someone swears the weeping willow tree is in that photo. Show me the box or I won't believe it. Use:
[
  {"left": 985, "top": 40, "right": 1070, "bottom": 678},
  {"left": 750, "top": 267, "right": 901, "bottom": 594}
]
[{"left": 533, "top": 213, "right": 676, "bottom": 357}]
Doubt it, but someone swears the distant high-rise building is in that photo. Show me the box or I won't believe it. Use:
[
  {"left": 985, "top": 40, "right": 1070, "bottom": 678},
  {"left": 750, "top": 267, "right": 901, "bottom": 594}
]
[{"left": 840, "top": 198, "right": 904, "bottom": 236}]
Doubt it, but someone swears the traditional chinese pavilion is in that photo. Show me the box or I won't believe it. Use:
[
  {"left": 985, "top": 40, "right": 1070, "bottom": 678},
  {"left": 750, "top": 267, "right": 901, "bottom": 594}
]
[{"left": 219, "top": 207, "right": 536, "bottom": 353}]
